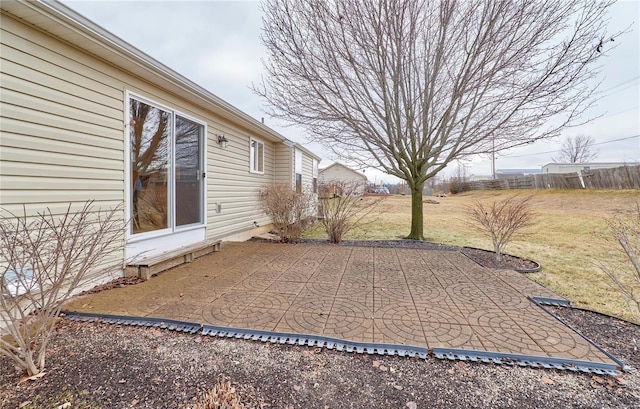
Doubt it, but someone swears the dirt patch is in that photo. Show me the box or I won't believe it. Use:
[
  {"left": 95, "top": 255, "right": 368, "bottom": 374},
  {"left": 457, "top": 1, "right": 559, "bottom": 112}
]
[{"left": 1, "top": 308, "right": 638, "bottom": 408}]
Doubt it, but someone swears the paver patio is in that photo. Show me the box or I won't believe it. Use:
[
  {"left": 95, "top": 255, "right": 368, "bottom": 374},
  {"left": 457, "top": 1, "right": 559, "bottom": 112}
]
[{"left": 64, "top": 242, "right": 620, "bottom": 372}]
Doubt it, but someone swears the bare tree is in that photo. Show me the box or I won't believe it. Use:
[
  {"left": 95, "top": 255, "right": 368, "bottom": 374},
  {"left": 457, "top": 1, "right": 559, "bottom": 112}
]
[
  {"left": 1, "top": 202, "right": 124, "bottom": 377},
  {"left": 553, "top": 134, "right": 600, "bottom": 163},
  {"left": 599, "top": 203, "right": 640, "bottom": 323},
  {"left": 467, "top": 196, "right": 536, "bottom": 261},
  {"left": 256, "top": 0, "right": 620, "bottom": 239}
]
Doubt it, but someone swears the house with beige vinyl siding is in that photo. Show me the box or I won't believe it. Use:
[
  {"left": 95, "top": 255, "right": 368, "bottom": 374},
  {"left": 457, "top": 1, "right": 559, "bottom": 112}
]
[
  {"left": 0, "top": 0, "right": 320, "bottom": 284},
  {"left": 318, "top": 162, "right": 367, "bottom": 196}
]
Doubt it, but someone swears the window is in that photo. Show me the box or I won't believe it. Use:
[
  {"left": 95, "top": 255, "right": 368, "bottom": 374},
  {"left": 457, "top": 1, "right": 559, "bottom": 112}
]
[
  {"left": 250, "top": 138, "right": 264, "bottom": 173},
  {"left": 296, "top": 173, "right": 303, "bottom": 193},
  {"left": 312, "top": 159, "right": 318, "bottom": 193},
  {"left": 295, "top": 149, "right": 303, "bottom": 193},
  {"left": 129, "top": 96, "right": 204, "bottom": 236}
]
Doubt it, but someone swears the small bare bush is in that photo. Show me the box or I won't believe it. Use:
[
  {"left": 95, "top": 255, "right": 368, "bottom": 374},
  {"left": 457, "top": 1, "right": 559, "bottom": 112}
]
[
  {"left": 599, "top": 203, "right": 640, "bottom": 323},
  {"left": 319, "top": 181, "right": 380, "bottom": 244},
  {"left": 467, "top": 195, "right": 536, "bottom": 261},
  {"left": 259, "top": 184, "right": 315, "bottom": 242},
  {"left": 1, "top": 202, "right": 124, "bottom": 376},
  {"left": 192, "top": 378, "right": 247, "bottom": 409}
]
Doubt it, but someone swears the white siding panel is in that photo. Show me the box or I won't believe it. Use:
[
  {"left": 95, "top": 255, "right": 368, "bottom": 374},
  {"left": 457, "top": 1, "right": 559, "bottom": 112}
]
[
  {"left": 274, "top": 143, "right": 293, "bottom": 185},
  {"left": 1, "top": 54, "right": 122, "bottom": 109},
  {"left": 1, "top": 145, "right": 122, "bottom": 171},
  {"left": 2, "top": 161, "right": 122, "bottom": 181},
  {"left": 2, "top": 88, "right": 122, "bottom": 130},
  {"left": 1, "top": 117, "right": 123, "bottom": 150},
  {"left": 1, "top": 104, "right": 123, "bottom": 141},
  {"left": 1, "top": 190, "right": 123, "bottom": 206},
  {"left": 3, "top": 175, "right": 122, "bottom": 191},
  {"left": 2, "top": 133, "right": 122, "bottom": 160}
]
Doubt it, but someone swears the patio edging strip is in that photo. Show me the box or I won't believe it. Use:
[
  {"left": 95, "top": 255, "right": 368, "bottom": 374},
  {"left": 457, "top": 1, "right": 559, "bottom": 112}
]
[
  {"left": 528, "top": 298, "right": 629, "bottom": 372},
  {"left": 432, "top": 347, "right": 619, "bottom": 376},
  {"left": 201, "top": 324, "right": 429, "bottom": 358},
  {"left": 530, "top": 296, "right": 571, "bottom": 307},
  {"left": 62, "top": 311, "right": 201, "bottom": 333},
  {"left": 62, "top": 310, "right": 620, "bottom": 375}
]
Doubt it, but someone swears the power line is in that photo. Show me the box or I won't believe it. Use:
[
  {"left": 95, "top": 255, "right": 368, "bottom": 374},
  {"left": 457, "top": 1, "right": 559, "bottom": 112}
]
[
  {"left": 589, "top": 106, "right": 640, "bottom": 122},
  {"left": 601, "top": 83, "right": 640, "bottom": 99},
  {"left": 600, "top": 75, "right": 640, "bottom": 94},
  {"left": 502, "top": 134, "right": 640, "bottom": 158},
  {"left": 592, "top": 134, "right": 640, "bottom": 146}
]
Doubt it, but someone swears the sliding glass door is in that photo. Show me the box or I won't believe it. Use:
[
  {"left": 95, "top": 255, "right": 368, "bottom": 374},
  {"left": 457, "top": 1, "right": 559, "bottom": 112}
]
[
  {"left": 175, "top": 116, "right": 203, "bottom": 227},
  {"left": 129, "top": 96, "right": 204, "bottom": 236}
]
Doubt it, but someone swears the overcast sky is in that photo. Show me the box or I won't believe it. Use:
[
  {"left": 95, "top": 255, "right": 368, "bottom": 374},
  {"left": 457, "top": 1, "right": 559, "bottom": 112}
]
[{"left": 63, "top": 0, "right": 640, "bottom": 183}]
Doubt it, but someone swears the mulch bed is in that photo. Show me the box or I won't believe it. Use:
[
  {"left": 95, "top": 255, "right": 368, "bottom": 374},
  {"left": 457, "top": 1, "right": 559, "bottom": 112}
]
[
  {"left": 293, "top": 238, "right": 540, "bottom": 271},
  {"left": 461, "top": 247, "right": 540, "bottom": 271}
]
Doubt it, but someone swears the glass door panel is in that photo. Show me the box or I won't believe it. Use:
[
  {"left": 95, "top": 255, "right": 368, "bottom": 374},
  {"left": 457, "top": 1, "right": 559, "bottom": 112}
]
[
  {"left": 175, "top": 115, "right": 203, "bottom": 227},
  {"left": 130, "top": 99, "right": 171, "bottom": 234}
]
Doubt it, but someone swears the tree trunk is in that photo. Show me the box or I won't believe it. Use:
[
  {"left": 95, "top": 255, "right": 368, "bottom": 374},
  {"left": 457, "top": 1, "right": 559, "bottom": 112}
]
[{"left": 407, "top": 180, "right": 424, "bottom": 240}]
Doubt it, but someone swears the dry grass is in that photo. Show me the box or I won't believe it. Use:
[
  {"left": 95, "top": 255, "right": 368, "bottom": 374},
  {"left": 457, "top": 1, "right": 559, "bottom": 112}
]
[
  {"left": 304, "top": 190, "right": 640, "bottom": 320},
  {"left": 191, "top": 378, "right": 246, "bottom": 409}
]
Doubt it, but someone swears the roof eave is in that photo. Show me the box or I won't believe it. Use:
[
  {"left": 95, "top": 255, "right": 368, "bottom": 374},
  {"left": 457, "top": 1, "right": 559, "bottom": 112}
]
[{"left": 2, "top": 0, "right": 297, "bottom": 145}]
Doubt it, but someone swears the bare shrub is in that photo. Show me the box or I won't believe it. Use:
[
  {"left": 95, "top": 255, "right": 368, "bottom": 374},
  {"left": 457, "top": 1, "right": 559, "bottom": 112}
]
[
  {"left": 1, "top": 202, "right": 124, "bottom": 376},
  {"left": 449, "top": 180, "right": 471, "bottom": 195},
  {"left": 319, "top": 181, "right": 381, "bottom": 244},
  {"left": 467, "top": 196, "right": 536, "bottom": 261},
  {"left": 192, "top": 378, "right": 246, "bottom": 409},
  {"left": 259, "top": 184, "right": 315, "bottom": 243},
  {"left": 599, "top": 203, "right": 640, "bottom": 323}
]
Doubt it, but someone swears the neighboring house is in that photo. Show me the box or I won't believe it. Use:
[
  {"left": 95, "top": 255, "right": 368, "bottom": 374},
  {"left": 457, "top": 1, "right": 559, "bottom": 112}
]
[
  {"left": 495, "top": 169, "right": 542, "bottom": 179},
  {"left": 542, "top": 162, "right": 638, "bottom": 174},
  {"left": 318, "top": 162, "right": 367, "bottom": 196},
  {"left": 0, "top": 0, "right": 319, "bottom": 285}
]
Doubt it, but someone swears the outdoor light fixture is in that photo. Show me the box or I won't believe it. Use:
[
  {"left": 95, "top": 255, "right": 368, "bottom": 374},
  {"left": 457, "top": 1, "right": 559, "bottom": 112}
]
[{"left": 217, "top": 135, "right": 229, "bottom": 148}]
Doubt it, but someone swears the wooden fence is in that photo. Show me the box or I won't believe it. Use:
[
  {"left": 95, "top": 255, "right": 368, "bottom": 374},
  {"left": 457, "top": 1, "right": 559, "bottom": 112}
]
[{"left": 467, "top": 165, "right": 640, "bottom": 191}]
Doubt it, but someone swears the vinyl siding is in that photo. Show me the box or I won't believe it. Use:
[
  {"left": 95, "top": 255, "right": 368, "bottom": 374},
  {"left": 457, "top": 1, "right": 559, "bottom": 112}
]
[
  {"left": 1, "top": 12, "right": 126, "bottom": 288},
  {"left": 274, "top": 143, "right": 293, "bottom": 185},
  {"left": 0, "top": 11, "right": 294, "bottom": 275},
  {"left": 1, "top": 13, "right": 125, "bottom": 218}
]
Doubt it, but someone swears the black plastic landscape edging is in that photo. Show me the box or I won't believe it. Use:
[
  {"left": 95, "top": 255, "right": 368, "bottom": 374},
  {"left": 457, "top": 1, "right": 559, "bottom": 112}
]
[
  {"left": 62, "top": 310, "right": 620, "bottom": 376},
  {"left": 528, "top": 299, "right": 629, "bottom": 373},
  {"left": 432, "top": 348, "right": 618, "bottom": 375}
]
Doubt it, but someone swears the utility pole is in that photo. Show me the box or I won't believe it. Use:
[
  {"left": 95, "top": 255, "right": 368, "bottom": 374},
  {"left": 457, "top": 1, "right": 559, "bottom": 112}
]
[{"left": 491, "top": 136, "right": 496, "bottom": 180}]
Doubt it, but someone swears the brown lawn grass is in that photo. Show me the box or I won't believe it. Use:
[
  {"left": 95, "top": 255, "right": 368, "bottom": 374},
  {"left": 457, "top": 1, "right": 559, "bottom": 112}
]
[{"left": 305, "top": 189, "right": 640, "bottom": 320}]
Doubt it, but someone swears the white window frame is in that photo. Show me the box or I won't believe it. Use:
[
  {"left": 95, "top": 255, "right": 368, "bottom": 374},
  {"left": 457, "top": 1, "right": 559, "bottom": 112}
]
[
  {"left": 312, "top": 159, "right": 318, "bottom": 193},
  {"left": 125, "top": 91, "right": 207, "bottom": 244},
  {"left": 294, "top": 149, "right": 303, "bottom": 192},
  {"left": 250, "top": 137, "right": 265, "bottom": 174}
]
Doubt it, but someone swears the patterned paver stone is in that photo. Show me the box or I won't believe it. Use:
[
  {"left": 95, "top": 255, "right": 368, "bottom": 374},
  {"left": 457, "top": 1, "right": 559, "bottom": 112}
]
[{"left": 64, "top": 242, "right": 620, "bottom": 371}]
